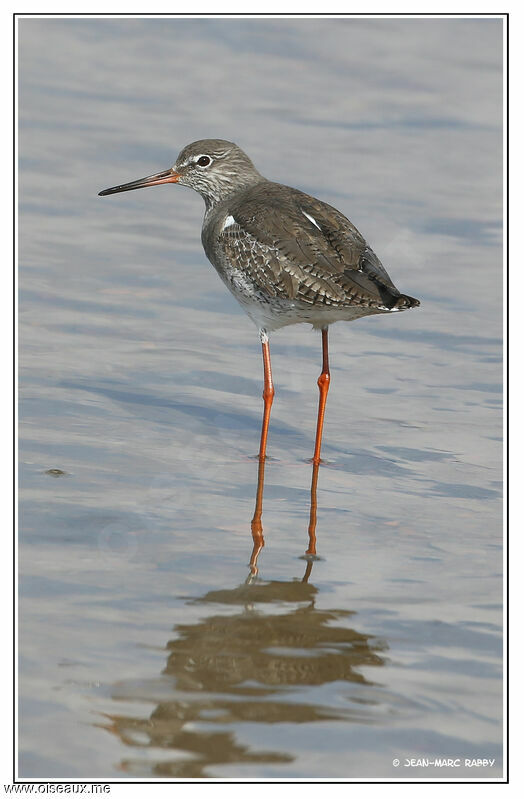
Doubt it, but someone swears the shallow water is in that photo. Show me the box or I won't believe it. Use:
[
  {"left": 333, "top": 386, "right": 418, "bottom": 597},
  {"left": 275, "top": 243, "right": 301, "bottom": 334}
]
[{"left": 18, "top": 17, "right": 504, "bottom": 779}]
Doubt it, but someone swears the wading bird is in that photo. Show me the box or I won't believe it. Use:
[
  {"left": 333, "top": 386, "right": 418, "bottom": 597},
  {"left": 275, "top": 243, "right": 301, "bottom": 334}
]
[{"left": 99, "top": 139, "right": 419, "bottom": 463}]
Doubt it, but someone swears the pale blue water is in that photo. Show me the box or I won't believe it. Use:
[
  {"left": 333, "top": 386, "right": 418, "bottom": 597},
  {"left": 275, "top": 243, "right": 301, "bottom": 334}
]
[{"left": 18, "top": 16, "right": 504, "bottom": 779}]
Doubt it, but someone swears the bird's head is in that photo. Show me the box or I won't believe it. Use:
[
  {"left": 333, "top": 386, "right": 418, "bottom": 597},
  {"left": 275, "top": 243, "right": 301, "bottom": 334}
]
[{"left": 99, "top": 139, "right": 263, "bottom": 207}]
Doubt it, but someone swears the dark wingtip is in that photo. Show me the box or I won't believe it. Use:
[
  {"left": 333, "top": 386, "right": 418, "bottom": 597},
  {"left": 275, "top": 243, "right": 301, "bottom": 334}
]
[
  {"left": 399, "top": 294, "right": 421, "bottom": 309},
  {"left": 377, "top": 285, "right": 420, "bottom": 311},
  {"left": 387, "top": 293, "right": 420, "bottom": 310}
]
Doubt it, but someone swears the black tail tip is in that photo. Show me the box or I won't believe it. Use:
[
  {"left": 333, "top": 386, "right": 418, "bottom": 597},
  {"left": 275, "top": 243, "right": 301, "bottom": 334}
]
[{"left": 396, "top": 294, "right": 420, "bottom": 310}]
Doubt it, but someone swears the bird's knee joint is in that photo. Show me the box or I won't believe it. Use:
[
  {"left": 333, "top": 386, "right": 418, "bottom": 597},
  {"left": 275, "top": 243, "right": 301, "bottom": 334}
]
[
  {"left": 263, "top": 386, "right": 275, "bottom": 402},
  {"left": 317, "top": 372, "right": 330, "bottom": 389}
]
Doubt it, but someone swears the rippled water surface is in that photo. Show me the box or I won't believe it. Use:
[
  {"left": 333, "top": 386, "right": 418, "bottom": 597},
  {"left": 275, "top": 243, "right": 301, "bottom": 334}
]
[{"left": 18, "top": 17, "right": 504, "bottom": 779}]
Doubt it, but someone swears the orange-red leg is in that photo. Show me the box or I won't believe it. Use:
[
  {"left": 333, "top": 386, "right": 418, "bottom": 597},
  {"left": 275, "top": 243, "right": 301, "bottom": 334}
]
[
  {"left": 258, "top": 330, "right": 274, "bottom": 461},
  {"left": 312, "top": 327, "right": 331, "bottom": 464},
  {"left": 251, "top": 453, "right": 266, "bottom": 539},
  {"left": 250, "top": 456, "right": 266, "bottom": 575},
  {"left": 302, "top": 458, "right": 321, "bottom": 582},
  {"left": 306, "top": 459, "right": 320, "bottom": 556},
  {"left": 249, "top": 330, "right": 273, "bottom": 577}
]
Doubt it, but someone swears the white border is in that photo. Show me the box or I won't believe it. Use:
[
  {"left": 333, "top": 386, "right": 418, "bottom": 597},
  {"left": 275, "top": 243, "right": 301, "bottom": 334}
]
[{"left": 7, "top": 8, "right": 509, "bottom": 790}]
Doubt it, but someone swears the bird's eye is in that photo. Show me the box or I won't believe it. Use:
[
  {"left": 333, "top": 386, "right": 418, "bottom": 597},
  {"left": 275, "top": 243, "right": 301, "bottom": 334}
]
[{"left": 197, "top": 156, "right": 211, "bottom": 167}]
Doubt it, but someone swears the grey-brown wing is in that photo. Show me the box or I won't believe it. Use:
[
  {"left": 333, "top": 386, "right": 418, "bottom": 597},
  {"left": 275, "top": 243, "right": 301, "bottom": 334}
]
[
  {"left": 298, "top": 191, "right": 399, "bottom": 288},
  {"left": 221, "top": 182, "right": 406, "bottom": 309},
  {"left": 216, "top": 217, "right": 348, "bottom": 303}
]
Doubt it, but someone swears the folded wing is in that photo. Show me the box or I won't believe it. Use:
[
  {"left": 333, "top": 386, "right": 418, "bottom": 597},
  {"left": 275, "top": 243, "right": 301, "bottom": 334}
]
[{"left": 219, "top": 182, "right": 419, "bottom": 311}]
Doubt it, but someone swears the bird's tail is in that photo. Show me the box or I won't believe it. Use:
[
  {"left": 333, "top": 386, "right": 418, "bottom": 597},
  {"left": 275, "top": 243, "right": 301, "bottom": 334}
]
[{"left": 392, "top": 293, "right": 420, "bottom": 310}]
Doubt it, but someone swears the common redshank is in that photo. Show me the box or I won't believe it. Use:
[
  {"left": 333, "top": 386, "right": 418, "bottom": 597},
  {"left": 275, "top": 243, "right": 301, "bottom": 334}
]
[{"left": 99, "top": 139, "right": 420, "bottom": 463}]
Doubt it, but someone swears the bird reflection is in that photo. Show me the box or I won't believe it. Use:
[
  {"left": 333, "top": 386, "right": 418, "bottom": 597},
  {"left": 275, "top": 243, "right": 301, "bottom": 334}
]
[{"left": 101, "top": 459, "right": 388, "bottom": 778}]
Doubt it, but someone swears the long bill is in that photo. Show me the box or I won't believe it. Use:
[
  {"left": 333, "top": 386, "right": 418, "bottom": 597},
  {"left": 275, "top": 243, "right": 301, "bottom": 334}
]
[{"left": 98, "top": 168, "right": 180, "bottom": 196}]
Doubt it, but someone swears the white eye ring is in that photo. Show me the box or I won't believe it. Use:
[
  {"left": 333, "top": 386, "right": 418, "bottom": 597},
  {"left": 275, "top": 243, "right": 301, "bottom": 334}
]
[{"left": 194, "top": 155, "right": 212, "bottom": 168}]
